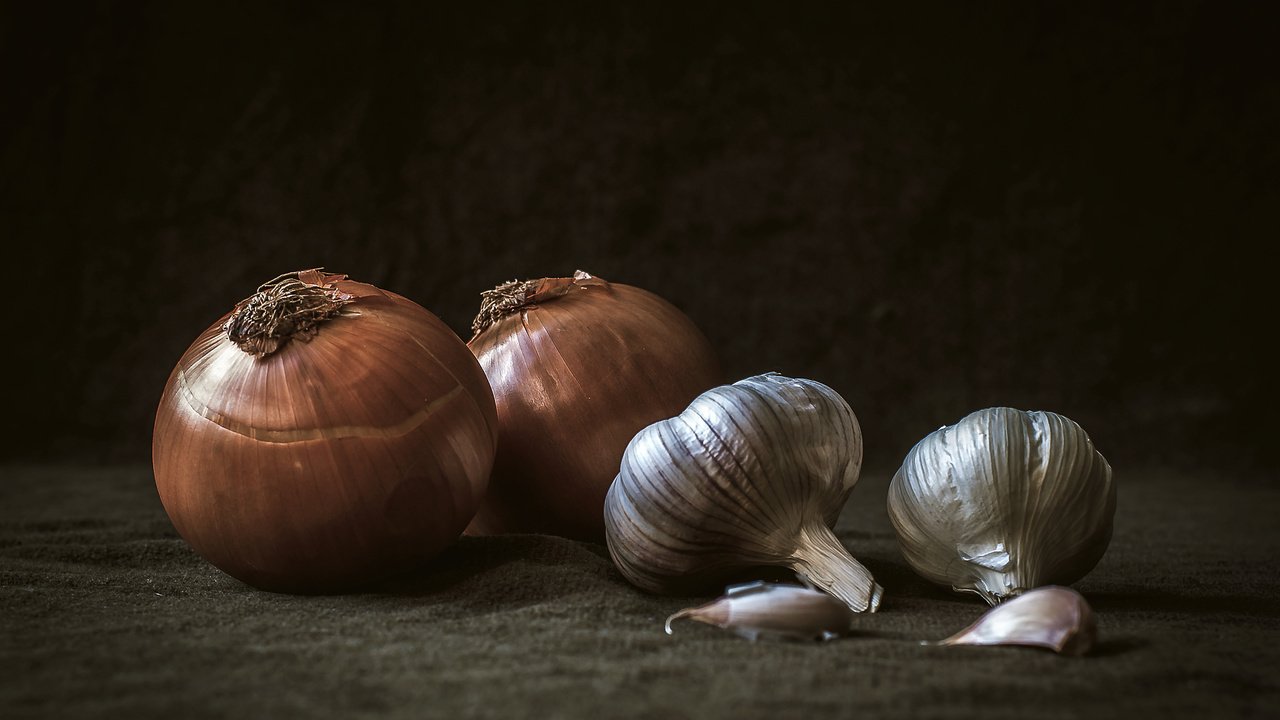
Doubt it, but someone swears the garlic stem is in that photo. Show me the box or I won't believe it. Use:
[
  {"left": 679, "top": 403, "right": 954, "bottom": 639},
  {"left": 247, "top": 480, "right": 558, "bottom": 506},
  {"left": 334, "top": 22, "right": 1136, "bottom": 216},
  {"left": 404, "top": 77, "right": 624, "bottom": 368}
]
[
  {"left": 954, "top": 570, "right": 1020, "bottom": 606},
  {"left": 789, "top": 522, "right": 883, "bottom": 612}
]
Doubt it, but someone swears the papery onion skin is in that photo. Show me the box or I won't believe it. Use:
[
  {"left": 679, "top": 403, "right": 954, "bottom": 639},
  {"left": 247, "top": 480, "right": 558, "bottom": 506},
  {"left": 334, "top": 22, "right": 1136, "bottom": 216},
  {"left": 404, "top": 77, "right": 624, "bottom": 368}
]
[
  {"left": 887, "top": 407, "right": 1115, "bottom": 605},
  {"left": 152, "top": 270, "right": 498, "bottom": 593},
  {"left": 465, "top": 271, "right": 720, "bottom": 541}
]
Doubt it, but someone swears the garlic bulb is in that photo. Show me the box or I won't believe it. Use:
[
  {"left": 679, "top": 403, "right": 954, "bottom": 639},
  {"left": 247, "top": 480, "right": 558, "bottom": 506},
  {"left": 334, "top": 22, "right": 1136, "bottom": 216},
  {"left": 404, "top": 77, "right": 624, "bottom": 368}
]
[
  {"left": 665, "top": 581, "right": 855, "bottom": 642},
  {"left": 935, "top": 585, "right": 1097, "bottom": 655},
  {"left": 604, "top": 373, "right": 883, "bottom": 612},
  {"left": 887, "top": 407, "right": 1114, "bottom": 605}
]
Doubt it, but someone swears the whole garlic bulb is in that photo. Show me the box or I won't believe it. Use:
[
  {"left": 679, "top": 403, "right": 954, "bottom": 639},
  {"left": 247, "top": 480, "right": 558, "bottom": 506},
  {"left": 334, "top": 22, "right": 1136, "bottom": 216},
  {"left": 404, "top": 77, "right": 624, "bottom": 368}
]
[
  {"left": 887, "top": 407, "right": 1114, "bottom": 605},
  {"left": 605, "top": 373, "right": 883, "bottom": 612}
]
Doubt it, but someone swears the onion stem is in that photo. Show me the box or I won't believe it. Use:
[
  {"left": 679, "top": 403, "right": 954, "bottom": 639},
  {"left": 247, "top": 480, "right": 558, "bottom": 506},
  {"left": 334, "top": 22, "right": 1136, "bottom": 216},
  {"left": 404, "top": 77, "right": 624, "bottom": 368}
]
[
  {"left": 223, "top": 269, "right": 353, "bottom": 357},
  {"left": 471, "top": 278, "right": 542, "bottom": 336}
]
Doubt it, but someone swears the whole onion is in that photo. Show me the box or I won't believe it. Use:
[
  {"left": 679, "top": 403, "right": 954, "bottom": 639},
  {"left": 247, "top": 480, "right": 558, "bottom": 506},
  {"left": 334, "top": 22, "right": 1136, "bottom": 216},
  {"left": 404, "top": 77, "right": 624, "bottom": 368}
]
[
  {"left": 465, "top": 270, "right": 720, "bottom": 541},
  {"left": 152, "top": 270, "right": 498, "bottom": 593}
]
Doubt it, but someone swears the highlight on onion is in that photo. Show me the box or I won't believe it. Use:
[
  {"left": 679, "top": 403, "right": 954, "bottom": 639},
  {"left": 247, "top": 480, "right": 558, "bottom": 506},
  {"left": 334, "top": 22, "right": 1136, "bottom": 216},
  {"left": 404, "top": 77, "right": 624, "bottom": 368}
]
[
  {"left": 464, "top": 270, "right": 720, "bottom": 541},
  {"left": 152, "top": 270, "right": 498, "bottom": 593}
]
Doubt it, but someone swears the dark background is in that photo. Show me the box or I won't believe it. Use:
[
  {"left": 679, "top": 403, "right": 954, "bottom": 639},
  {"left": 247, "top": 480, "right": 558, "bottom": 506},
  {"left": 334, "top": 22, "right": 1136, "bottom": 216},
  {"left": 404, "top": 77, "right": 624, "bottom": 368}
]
[
  {"left": 4, "top": 5, "right": 1279, "bottom": 719},
  {"left": 3, "top": 1, "right": 1274, "bottom": 473}
]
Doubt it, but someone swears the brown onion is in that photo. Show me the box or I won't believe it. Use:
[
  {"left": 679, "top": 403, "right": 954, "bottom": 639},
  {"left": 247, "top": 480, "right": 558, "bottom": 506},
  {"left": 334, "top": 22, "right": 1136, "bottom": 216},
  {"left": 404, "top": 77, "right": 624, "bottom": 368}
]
[
  {"left": 465, "top": 270, "right": 720, "bottom": 541},
  {"left": 152, "top": 270, "right": 497, "bottom": 593}
]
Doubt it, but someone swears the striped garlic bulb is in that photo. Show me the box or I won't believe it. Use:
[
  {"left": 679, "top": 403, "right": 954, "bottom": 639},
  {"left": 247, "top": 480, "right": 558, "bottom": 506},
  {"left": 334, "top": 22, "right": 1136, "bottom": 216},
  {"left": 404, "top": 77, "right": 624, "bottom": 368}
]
[
  {"left": 604, "top": 373, "right": 883, "bottom": 612},
  {"left": 887, "top": 407, "right": 1115, "bottom": 605}
]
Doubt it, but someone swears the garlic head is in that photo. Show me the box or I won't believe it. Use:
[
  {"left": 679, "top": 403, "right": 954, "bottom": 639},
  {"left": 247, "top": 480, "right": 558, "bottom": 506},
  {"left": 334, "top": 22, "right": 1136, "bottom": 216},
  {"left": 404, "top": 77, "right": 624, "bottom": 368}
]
[
  {"left": 887, "top": 407, "right": 1114, "bottom": 605},
  {"left": 604, "top": 373, "right": 882, "bottom": 612}
]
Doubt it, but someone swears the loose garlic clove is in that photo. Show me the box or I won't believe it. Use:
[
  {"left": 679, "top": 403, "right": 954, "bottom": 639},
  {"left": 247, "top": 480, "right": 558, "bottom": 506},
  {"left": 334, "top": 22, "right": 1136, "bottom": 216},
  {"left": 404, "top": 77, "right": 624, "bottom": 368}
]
[
  {"left": 887, "top": 407, "right": 1114, "bottom": 605},
  {"left": 605, "top": 373, "right": 883, "bottom": 613},
  {"left": 665, "top": 582, "right": 856, "bottom": 642},
  {"left": 935, "top": 585, "right": 1097, "bottom": 655}
]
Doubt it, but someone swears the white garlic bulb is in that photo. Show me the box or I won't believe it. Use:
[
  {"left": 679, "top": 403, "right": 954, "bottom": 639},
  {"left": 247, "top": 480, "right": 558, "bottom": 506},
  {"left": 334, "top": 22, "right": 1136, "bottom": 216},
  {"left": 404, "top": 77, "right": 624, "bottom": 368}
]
[
  {"left": 887, "top": 407, "right": 1114, "bottom": 605},
  {"left": 605, "top": 373, "right": 882, "bottom": 612}
]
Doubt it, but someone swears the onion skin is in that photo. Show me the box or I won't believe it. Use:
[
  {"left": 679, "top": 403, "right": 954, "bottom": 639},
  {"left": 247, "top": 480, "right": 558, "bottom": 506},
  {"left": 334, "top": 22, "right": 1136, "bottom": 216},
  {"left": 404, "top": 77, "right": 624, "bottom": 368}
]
[
  {"left": 465, "top": 271, "right": 720, "bottom": 541},
  {"left": 152, "top": 272, "right": 498, "bottom": 593}
]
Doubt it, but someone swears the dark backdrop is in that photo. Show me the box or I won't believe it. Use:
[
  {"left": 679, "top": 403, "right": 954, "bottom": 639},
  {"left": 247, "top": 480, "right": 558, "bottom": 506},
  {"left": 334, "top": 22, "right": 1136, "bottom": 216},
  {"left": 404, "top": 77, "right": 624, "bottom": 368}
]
[{"left": 3, "top": 1, "right": 1273, "bottom": 473}]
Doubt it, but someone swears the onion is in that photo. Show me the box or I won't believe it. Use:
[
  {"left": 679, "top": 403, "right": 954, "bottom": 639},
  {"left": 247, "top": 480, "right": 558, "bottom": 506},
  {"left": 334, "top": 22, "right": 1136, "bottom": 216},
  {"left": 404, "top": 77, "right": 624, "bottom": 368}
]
[
  {"left": 152, "top": 270, "right": 498, "bottom": 593},
  {"left": 465, "top": 270, "right": 720, "bottom": 541}
]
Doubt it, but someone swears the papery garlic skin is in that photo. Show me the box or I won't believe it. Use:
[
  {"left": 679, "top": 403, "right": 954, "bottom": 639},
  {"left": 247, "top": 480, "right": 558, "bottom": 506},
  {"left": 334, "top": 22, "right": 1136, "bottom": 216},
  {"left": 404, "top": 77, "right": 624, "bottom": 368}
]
[
  {"left": 887, "top": 407, "right": 1114, "bottom": 605},
  {"left": 605, "top": 373, "right": 883, "bottom": 612}
]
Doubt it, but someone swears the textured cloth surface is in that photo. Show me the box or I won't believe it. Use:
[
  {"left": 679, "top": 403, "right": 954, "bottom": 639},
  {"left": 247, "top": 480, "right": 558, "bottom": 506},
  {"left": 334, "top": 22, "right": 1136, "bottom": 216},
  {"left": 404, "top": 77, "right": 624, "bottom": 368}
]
[{"left": 2, "top": 464, "right": 1277, "bottom": 719}]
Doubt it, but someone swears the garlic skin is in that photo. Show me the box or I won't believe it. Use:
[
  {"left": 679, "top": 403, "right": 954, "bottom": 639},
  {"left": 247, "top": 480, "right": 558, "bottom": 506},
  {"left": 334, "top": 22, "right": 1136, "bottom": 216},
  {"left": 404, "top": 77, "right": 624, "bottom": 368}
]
[
  {"left": 665, "top": 582, "right": 855, "bottom": 642},
  {"left": 888, "top": 407, "right": 1114, "bottom": 605},
  {"left": 605, "top": 373, "right": 883, "bottom": 612},
  {"left": 936, "top": 585, "right": 1097, "bottom": 655}
]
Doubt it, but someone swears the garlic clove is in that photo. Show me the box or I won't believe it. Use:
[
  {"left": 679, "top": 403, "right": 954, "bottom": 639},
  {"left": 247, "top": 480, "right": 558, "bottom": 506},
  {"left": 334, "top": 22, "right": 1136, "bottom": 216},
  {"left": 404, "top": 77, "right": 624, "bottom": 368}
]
[
  {"left": 665, "top": 582, "right": 855, "bottom": 642},
  {"left": 935, "top": 585, "right": 1097, "bottom": 655},
  {"left": 887, "top": 407, "right": 1114, "bottom": 604}
]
